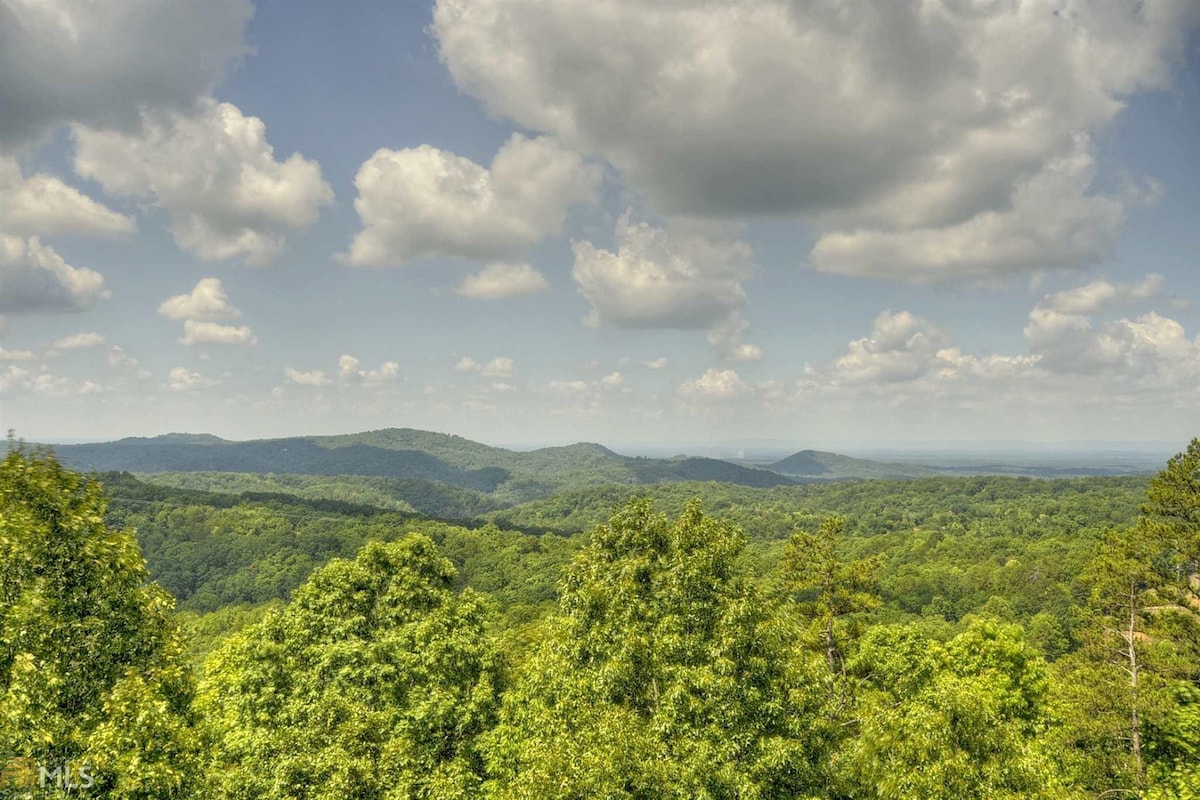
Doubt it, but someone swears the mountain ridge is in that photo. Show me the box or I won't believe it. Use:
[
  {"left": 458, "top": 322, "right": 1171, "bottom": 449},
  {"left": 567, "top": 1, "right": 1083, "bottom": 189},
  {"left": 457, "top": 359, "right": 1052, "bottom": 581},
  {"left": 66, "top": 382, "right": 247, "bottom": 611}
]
[
  {"left": 44, "top": 428, "right": 797, "bottom": 504},
  {"left": 769, "top": 449, "right": 939, "bottom": 479}
]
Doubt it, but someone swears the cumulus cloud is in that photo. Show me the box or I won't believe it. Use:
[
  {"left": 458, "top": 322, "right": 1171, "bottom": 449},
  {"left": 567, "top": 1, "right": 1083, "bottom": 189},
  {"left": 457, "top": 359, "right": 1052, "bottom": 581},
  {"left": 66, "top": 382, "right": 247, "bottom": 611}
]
[
  {"left": 542, "top": 368, "right": 629, "bottom": 418},
  {"left": 106, "top": 345, "right": 148, "bottom": 378},
  {"left": 158, "top": 278, "right": 241, "bottom": 322},
  {"left": 814, "top": 311, "right": 954, "bottom": 385},
  {"left": 680, "top": 368, "right": 749, "bottom": 400},
  {"left": 342, "top": 134, "right": 599, "bottom": 266},
  {"left": 284, "top": 367, "right": 332, "bottom": 387},
  {"left": 481, "top": 357, "right": 514, "bottom": 378},
  {"left": 797, "top": 277, "right": 1200, "bottom": 415},
  {"left": 0, "top": 0, "right": 251, "bottom": 150},
  {"left": 453, "top": 262, "right": 550, "bottom": 299},
  {"left": 641, "top": 357, "right": 668, "bottom": 370},
  {"left": 0, "top": 347, "right": 33, "bottom": 362},
  {"left": 1036, "top": 274, "right": 1163, "bottom": 315},
  {"left": 51, "top": 331, "right": 104, "bottom": 351},
  {"left": 454, "top": 355, "right": 515, "bottom": 378},
  {"left": 547, "top": 379, "right": 589, "bottom": 395},
  {"left": 0, "top": 367, "right": 104, "bottom": 398},
  {"left": 1025, "top": 276, "right": 1195, "bottom": 377},
  {"left": 179, "top": 319, "right": 257, "bottom": 347},
  {"left": 74, "top": 99, "right": 333, "bottom": 264},
  {"left": 0, "top": 157, "right": 133, "bottom": 237},
  {"left": 436, "top": 0, "right": 1198, "bottom": 280},
  {"left": 572, "top": 214, "right": 761, "bottom": 358},
  {"left": 599, "top": 371, "right": 624, "bottom": 389},
  {"left": 159, "top": 278, "right": 256, "bottom": 346},
  {"left": 338, "top": 354, "right": 400, "bottom": 386},
  {"left": 800, "top": 310, "right": 1038, "bottom": 400},
  {"left": 454, "top": 357, "right": 481, "bottom": 373},
  {"left": 164, "top": 366, "right": 220, "bottom": 392},
  {"left": 809, "top": 139, "right": 1127, "bottom": 281},
  {"left": 0, "top": 234, "right": 107, "bottom": 313}
]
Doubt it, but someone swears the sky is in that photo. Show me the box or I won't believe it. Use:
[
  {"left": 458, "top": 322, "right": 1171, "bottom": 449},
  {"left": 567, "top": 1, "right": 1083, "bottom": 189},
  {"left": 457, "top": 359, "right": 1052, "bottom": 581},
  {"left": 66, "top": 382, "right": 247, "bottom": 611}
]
[{"left": 1, "top": 0, "right": 1199, "bottom": 448}]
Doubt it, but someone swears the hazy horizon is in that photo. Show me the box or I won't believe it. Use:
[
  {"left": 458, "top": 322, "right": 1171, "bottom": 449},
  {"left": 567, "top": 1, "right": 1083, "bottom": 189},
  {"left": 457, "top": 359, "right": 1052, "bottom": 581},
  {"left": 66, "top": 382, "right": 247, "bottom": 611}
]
[{"left": 20, "top": 424, "right": 1185, "bottom": 470}]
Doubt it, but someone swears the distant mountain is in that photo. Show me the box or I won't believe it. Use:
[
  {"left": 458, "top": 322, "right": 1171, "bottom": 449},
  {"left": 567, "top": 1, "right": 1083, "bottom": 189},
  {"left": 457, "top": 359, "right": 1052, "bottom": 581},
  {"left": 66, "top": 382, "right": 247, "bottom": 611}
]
[
  {"left": 46, "top": 428, "right": 795, "bottom": 505},
  {"left": 119, "top": 432, "right": 230, "bottom": 445},
  {"left": 767, "top": 450, "right": 940, "bottom": 479}
]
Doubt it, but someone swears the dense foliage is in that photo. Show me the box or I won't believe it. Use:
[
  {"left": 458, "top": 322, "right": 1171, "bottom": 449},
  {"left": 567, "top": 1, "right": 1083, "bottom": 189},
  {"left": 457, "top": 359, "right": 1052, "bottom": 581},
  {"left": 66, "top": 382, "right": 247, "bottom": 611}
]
[
  {"left": 2, "top": 438, "right": 1198, "bottom": 798},
  {"left": 1, "top": 444, "right": 195, "bottom": 798}
]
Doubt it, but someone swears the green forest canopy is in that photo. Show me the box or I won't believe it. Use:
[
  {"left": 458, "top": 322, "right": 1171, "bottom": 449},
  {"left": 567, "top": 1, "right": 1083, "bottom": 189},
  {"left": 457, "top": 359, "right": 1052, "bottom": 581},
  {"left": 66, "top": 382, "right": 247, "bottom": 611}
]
[{"left": 1, "top": 438, "right": 1198, "bottom": 798}]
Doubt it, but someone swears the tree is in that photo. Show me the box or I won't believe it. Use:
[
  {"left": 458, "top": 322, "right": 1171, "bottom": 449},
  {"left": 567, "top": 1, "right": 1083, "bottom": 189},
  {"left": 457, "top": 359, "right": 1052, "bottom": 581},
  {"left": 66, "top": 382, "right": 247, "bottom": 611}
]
[
  {"left": 483, "top": 498, "right": 823, "bottom": 799},
  {"left": 834, "top": 619, "right": 1075, "bottom": 800},
  {"left": 198, "top": 535, "right": 500, "bottom": 800},
  {"left": 0, "top": 442, "right": 196, "bottom": 798},
  {"left": 1054, "top": 441, "right": 1200, "bottom": 797},
  {"left": 1142, "top": 437, "right": 1200, "bottom": 622},
  {"left": 781, "top": 516, "right": 879, "bottom": 717}
]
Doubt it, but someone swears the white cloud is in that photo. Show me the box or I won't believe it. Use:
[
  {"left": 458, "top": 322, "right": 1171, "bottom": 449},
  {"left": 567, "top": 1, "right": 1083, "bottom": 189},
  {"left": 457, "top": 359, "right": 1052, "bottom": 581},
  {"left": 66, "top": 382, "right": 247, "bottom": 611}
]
[
  {"left": 808, "top": 139, "right": 1127, "bottom": 281},
  {"left": 641, "top": 357, "right": 668, "bottom": 370},
  {"left": 725, "top": 343, "right": 764, "bottom": 362},
  {"left": 436, "top": 0, "right": 1199, "bottom": 280},
  {"left": 0, "top": 0, "right": 251, "bottom": 149},
  {"left": 1025, "top": 276, "right": 1197, "bottom": 377},
  {"left": 547, "top": 379, "right": 589, "bottom": 395},
  {"left": 795, "top": 278, "right": 1200, "bottom": 421},
  {"left": 74, "top": 99, "right": 333, "bottom": 264},
  {"left": 0, "top": 364, "right": 28, "bottom": 392},
  {"left": 705, "top": 313, "right": 764, "bottom": 362},
  {"left": 572, "top": 213, "right": 760, "bottom": 357},
  {"left": 8, "top": 370, "right": 105, "bottom": 398},
  {"left": 540, "top": 369, "right": 633, "bottom": 418},
  {"left": 159, "top": 278, "right": 255, "bottom": 346},
  {"left": 158, "top": 278, "right": 241, "bottom": 322},
  {"left": 454, "top": 356, "right": 481, "bottom": 373},
  {"left": 0, "top": 234, "right": 107, "bottom": 313},
  {"left": 680, "top": 368, "right": 748, "bottom": 400},
  {"left": 816, "top": 311, "right": 954, "bottom": 385},
  {"left": 284, "top": 367, "right": 332, "bottom": 387},
  {"left": 179, "top": 319, "right": 257, "bottom": 347},
  {"left": 341, "top": 134, "right": 599, "bottom": 266},
  {"left": 454, "top": 355, "right": 514, "bottom": 377},
  {"left": 1037, "top": 274, "right": 1163, "bottom": 315},
  {"left": 599, "top": 371, "right": 624, "bottom": 390},
  {"left": 164, "top": 366, "right": 220, "bottom": 392},
  {"left": 453, "top": 262, "right": 550, "bottom": 299},
  {"left": 338, "top": 354, "right": 400, "bottom": 386},
  {"left": 107, "top": 345, "right": 148, "bottom": 378},
  {"left": 0, "top": 157, "right": 133, "bottom": 237},
  {"left": 8, "top": 370, "right": 109, "bottom": 400},
  {"left": 481, "top": 356, "right": 514, "bottom": 378},
  {"left": 0, "top": 347, "right": 33, "bottom": 362},
  {"left": 51, "top": 331, "right": 104, "bottom": 351}
]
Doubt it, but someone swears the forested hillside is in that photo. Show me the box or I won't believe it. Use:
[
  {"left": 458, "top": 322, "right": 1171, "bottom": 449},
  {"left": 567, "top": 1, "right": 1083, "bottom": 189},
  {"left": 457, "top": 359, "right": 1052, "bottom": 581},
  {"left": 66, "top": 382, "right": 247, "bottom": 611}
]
[
  {"left": 768, "top": 449, "right": 940, "bottom": 478},
  {"left": 48, "top": 429, "right": 798, "bottom": 505},
  {"left": 2, "top": 438, "right": 1198, "bottom": 798}
]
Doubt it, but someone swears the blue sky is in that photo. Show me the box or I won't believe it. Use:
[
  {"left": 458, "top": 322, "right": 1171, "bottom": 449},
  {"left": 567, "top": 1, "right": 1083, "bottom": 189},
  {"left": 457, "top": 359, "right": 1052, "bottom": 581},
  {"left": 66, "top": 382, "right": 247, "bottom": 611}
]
[{"left": 1, "top": 0, "right": 1199, "bottom": 448}]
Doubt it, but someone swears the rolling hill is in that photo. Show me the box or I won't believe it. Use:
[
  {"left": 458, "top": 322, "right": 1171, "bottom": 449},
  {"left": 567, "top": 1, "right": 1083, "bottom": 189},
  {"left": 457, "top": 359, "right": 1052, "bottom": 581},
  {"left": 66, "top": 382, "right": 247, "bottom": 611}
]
[
  {"left": 45, "top": 428, "right": 797, "bottom": 506},
  {"left": 766, "top": 449, "right": 940, "bottom": 479}
]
